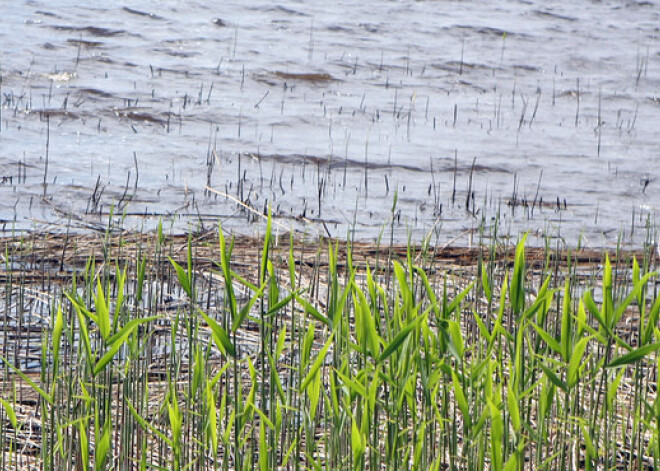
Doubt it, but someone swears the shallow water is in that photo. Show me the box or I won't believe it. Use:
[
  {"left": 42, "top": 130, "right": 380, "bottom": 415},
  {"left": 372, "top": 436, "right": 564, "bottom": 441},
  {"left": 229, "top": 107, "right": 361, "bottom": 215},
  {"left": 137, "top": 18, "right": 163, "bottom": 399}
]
[{"left": 1, "top": 0, "right": 659, "bottom": 247}]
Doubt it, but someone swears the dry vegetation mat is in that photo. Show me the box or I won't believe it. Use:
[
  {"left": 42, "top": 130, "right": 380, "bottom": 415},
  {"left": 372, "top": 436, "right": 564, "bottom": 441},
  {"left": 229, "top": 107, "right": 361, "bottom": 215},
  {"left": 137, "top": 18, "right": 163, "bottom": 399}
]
[{"left": 0, "top": 220, "right": 658, "bottom": 470}]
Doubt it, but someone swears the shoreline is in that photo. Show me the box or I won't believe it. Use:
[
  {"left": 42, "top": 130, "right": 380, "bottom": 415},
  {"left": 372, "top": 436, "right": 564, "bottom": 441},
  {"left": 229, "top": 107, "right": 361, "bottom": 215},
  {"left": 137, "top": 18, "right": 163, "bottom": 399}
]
[{"left": 2, "top": 228, "right": 656, "bottom": 271}]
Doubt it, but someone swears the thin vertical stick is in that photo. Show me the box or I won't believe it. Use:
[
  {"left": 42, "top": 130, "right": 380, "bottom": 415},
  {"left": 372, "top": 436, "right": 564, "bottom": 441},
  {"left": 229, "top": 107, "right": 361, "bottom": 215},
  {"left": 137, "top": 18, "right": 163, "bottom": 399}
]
[
  {"left": 459, "top": 37, "right": 465, "bottom": 75},
  {"left": 597, "top": 88, "right": 602, "bottom": 157},
  {"left": 575, "top": 77, "right": 580, "bottom": 127},
  {"left": 307, "top": 19, "right": 314, "bottom": 61},
  {"left": 43, "top": 114, "right": 50, "bottom": 194},
  {"left": 466, "top": 157, "right": 476, "bottom": 214},
  {"left": 452, "top": 149, "right": 458, "bottom": 206}
]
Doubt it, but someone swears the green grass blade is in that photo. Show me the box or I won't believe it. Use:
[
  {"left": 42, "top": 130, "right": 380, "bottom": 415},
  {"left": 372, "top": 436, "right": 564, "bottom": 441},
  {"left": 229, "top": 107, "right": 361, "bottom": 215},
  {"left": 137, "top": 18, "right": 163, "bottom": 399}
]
[
  {"left": 259, "top": 420, "right": 268, "bottom": 471},
  {"left": 560, "top": 280, "right": 572, "bottom": 361},
  {"left": 113, "top": 266, "right": 126, "bottom": 331},
  {"left": 232, "top": 281, "right": 267, "bottom": 332},
  {"left": 106, "top": 315, "right": 160, "bottom": 346},
  {"left": 510, "top": 233, "right": 528, "bottom": 316},
  {"left": 538, "top": 362, "right": 567, "bottom": 393},
  {"left": 95, "top": 278, "right": 111, "bottom": 341},
  {"left": 606, "top": 342, "right": 660, "bottom": 368},
  {"left": 378, "top": 312, "right": 427, "bottom": 364},
  {"left": 568, "top": 336, "right": 591, "bottom": 388},
  {"left": 126, "top": 400, "right": 174, "bottom": 448},
  {"left": 265, "top": 290, "right": 298, "bottom": 317},
  {"left": 335, "top": 369, "right": 367, "bottom": 399},
  {"left": 95, "top": 419, "right": 111, "bottom": 471},
  {"left": 79, "top": 421, "right": 90, "bottom": 471},
  {"left": 294, "top": 293, "right": 330, "bottom": 327},
  {"left": 218, "top": 226, "right": 237, "bottom": 316},
  {"left": 446, "top": 282, "right": 475, "bottom": 317},
  {"left": 0, "top": 355, "right": 53, "bottom": 405},
  {"left": 452, "top": 369, "right": 470, "bottom": 429},
  {"left": 198, "top": 308, "right": 236, "bottom": 357},
  {"left": 643, "top": 294, "right": 660, "bottom": 345},
  {"left": 481, "top": 265, "right": 492, "bottom": 303},
  {"left": 530, "top": 322, "right": 561, "bottom": 355},
  {"left": 0, "top": 398, "right": 17, "bottom": 429},
  {"left": 52, "top": 303, "right": 64, "bottom": 379},
  {"left": 300, "top": 334, "right": 333, "bottom": 392},
  {"left": 613, "top": 271, "right": 656, "bottom": 326},
  {"left": 168, "top": 257, "right": 192, "bottom": 299}
]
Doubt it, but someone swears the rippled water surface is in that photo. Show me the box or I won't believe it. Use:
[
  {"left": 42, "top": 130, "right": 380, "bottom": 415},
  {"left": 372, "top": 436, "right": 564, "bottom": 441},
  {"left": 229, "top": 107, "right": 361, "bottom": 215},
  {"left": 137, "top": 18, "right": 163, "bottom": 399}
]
[{"left": 2, "top": 0, "right": 660, "bottom": 246}]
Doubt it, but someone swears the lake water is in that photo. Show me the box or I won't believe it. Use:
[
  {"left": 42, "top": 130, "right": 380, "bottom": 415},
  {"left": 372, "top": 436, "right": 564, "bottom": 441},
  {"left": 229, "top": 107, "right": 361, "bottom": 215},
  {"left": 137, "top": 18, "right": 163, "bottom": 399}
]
[{"left": 2, "top": 0, "right": 660, "bottom": 247}]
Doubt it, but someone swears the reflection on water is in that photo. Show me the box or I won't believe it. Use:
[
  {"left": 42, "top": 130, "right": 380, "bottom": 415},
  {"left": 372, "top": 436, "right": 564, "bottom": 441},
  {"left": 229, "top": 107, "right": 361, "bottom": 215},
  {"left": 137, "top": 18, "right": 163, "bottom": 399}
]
[{"left": 1, "top": 0, "right": 659, "bottom": 247}]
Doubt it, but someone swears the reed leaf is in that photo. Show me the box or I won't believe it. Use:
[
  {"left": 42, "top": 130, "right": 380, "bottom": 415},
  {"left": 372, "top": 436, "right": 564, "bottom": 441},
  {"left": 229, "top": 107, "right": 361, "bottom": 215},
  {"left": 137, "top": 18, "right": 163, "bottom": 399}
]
[
  {"left": 378, "top": 312, "right": 427, "bottom": 364},
  {"left": 510, "top": 233, "right": 528, "bottom": 317},
  {"left": 300, "top": 334, "right": 333, "bottom": 392},
  {"left": 0, "top": 356, "right": 53, "bottom": 405},
  {"left": 79, "top": 421, "right": 89, "bottom": 471},
  {"left": 94, "top": 278, "right": 111, "bottom": 341},
  {"left": 52, "top": 303, "right": 64, "bottom": 379},
  {"left": 198, "top": 308, "right": 236, "bottom": 357},
  {"left": 169, "top": 257, "right": 192, "bottom": 299},
  {"left": 95, "top": 417, "right": 111, "bottom": 471},
  {"left": 0, "top": 398, "right": 17, "bottom": 430},
  {"left": 126, "top": 400, "right": 174, "bottom": 448},
  {"left": 606, "top": 342, "right": 660, "bottom": 368},
  {"left": 567, "top": 336, "right": 591, "bottom": 388},
  {"left": 232, "top": 280, "right": 267, "bottom": 331},
  {"left": 530, "top": 322, "right": 561, "bottom": 355},
  {"left": 295, "top": 293, "right": 330, "bottom": 327}
]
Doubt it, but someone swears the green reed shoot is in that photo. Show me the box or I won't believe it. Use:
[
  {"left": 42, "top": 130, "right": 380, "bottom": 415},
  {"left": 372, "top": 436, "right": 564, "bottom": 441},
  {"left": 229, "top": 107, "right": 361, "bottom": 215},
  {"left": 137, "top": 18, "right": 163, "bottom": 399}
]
[{"left": 0, "top": 224, "right": 658, "bottom": 469}]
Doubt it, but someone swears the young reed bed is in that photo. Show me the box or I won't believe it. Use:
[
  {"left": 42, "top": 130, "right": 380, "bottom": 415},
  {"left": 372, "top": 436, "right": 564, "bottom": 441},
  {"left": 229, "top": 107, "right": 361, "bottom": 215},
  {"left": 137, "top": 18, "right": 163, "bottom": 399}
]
[{"left": 0, "top": 217, "right": 658, "bottom": 470}]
